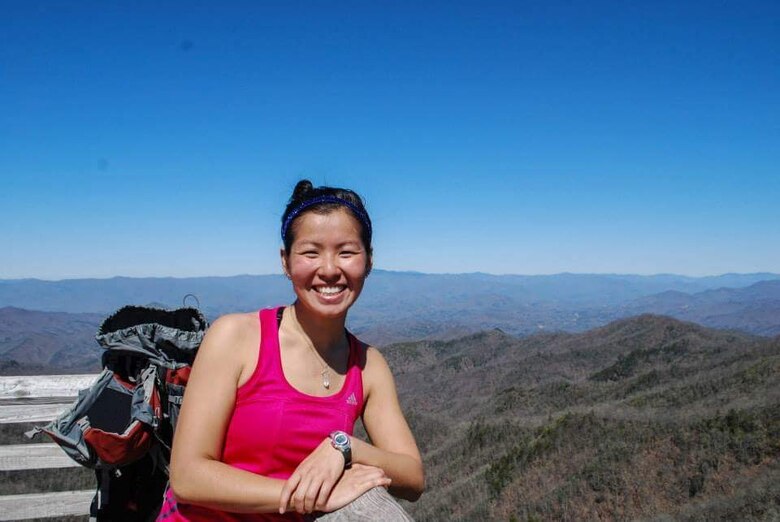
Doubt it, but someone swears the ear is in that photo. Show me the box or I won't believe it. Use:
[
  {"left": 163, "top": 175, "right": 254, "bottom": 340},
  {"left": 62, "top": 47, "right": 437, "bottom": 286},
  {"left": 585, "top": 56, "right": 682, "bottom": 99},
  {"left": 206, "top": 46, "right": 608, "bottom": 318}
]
[{"left": 280, "top": 248, "right": 290, "bottom": 278}]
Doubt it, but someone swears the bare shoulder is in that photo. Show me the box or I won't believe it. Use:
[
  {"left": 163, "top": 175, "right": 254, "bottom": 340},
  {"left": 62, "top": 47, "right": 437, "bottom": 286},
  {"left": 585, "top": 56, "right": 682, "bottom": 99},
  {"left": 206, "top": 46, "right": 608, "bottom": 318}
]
[
  {"left": 192, "top": 312, "right": 260, "bottom": 377},
  {"left": 204, "top": 311, "right": 259, "bottom": 346},
  {"left": 208, "top": 311, "right": 259, "bottom": 337},
  {"left": 364, "top": 345, "right": 390, "bottom": 370}
]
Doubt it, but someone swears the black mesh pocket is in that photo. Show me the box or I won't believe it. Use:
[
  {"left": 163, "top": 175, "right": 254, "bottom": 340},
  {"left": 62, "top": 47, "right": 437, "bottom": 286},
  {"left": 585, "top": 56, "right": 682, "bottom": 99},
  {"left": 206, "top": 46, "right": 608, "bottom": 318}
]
[{"left": 86, "top": 386, "right": 133, "bottom": 433}]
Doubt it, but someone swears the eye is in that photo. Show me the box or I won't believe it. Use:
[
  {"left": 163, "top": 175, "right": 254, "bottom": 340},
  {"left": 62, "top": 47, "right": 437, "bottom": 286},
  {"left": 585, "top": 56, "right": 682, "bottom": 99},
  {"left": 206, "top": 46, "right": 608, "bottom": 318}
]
[
  {"left": 299, "top": 250, "right": 319, "bottom": 258},
  {"left": 340, "top": 250, "right": 359, "bottom": 257}
]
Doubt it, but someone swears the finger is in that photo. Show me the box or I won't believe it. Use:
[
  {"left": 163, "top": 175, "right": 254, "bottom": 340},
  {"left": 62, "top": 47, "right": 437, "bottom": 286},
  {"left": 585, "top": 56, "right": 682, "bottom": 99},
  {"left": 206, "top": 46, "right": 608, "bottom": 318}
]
[
  {"left": 366, "top": 476, "right": 392, "bottom": 491},
  {"left": 355, "top": 466, "right": 386, "bottom": 480},
  {"left": 350, "top": 474, "right": 392, "bottom": 500},
  {"left": 303, "top": 478, "right": 324, "bottom": 514},
  {"left": 293, "top": 477, "right": 310, "bottom": 514},
  {"left": 279, "top": 474, "right": 301, "bottom": 513},
  {"left": 314, "top": 478, "right": 336, "bottom": 512},
  {"left": 352, "top": 463, "right": 385, "bottom": 475},
  {"left": 294, "top": 476, "right": 321, "bottom": 514}
]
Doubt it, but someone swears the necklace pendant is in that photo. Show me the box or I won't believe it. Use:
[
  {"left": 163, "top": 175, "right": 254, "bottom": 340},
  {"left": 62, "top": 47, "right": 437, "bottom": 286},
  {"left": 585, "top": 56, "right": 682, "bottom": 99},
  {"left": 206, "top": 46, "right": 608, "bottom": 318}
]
[{"left": 322, "top": 370, "right": 330, "bottom": 389}]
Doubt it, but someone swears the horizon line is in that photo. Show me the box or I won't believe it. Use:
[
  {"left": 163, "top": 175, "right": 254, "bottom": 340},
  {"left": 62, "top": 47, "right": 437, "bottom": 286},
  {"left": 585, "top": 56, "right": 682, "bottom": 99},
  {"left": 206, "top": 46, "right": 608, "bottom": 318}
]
[{"left": 2, "top": 269, "right": 779, "bottom": 283}]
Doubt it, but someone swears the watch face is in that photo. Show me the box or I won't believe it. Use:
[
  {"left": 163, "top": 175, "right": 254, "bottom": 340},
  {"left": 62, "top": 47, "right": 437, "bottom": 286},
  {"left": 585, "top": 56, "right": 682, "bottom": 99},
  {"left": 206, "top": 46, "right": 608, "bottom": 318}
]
[{"left": 333, "top": 432, "right": 349, "bottom": 446}]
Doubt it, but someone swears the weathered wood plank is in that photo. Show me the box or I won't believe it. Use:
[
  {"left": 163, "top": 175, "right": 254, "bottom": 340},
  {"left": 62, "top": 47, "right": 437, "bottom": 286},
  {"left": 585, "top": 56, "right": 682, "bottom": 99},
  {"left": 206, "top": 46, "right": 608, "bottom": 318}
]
[
  {"left": 0, "top": 403, "right": 68, "bottom": 424},
  {"left": 0, "top": 443, "right": 80, "bottom": 471},
  {"left": 0, "top": 374, "right": 98, "bottom": 400},
  {"left": 0, "top": 489, "right": 92, "bottom": 521}
]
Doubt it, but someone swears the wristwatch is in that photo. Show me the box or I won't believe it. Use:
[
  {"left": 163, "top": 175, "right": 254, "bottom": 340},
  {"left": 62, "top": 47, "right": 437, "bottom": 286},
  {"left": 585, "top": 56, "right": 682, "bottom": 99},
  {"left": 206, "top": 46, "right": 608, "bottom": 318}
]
[{"left": 329, "top": 430, "right": 352, "bottom": 469}]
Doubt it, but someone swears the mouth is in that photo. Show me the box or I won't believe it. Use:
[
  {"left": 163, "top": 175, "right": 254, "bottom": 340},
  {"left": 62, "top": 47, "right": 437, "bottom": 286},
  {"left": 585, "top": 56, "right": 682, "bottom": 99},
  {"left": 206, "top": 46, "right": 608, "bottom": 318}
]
[{"left": 312, "top": 285, "right": 347, "bottom": 297}]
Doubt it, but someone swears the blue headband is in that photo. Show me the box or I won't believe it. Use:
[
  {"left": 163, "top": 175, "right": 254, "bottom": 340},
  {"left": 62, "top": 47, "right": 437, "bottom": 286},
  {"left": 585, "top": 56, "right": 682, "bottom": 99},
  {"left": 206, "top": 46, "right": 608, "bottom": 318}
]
[{"left": 281, "top": 195, "right": 372, "bottom": 244}]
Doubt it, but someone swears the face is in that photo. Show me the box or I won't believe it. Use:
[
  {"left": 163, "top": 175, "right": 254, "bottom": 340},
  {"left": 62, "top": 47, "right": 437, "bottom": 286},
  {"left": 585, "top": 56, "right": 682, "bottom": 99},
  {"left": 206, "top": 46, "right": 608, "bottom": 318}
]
[{"left": 281, "top": 208, "right": 372, "bottom": 320}]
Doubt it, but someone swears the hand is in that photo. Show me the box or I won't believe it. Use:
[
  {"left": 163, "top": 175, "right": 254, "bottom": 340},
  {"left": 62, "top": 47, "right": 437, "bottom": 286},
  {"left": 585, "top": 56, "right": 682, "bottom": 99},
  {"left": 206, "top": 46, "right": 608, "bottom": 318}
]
[
  {"left": 322, "top": 464, "right": 392, "bottom": 513},
  {"left": 279, "top": 437, "right": 347, "bottom": 514}
]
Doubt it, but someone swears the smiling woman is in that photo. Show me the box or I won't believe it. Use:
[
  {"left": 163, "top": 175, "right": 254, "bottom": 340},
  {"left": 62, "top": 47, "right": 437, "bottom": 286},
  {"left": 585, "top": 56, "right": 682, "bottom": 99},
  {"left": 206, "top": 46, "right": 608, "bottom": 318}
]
[{"left": 161, "top": 180, "right": 423, "bottom": 521}]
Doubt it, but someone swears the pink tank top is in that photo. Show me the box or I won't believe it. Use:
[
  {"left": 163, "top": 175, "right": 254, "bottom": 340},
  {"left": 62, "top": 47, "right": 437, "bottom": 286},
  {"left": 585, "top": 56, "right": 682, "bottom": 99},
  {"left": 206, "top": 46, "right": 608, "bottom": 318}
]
[{"left": 158, "top": 307, "right": 365, "bottom": 521}]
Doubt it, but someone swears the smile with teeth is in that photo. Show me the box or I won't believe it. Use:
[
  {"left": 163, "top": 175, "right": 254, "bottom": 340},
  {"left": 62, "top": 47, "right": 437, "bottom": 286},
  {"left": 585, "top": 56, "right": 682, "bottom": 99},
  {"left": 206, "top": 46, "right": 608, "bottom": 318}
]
[{"left": 313, "top": 285, "right": 347, "bottom": 295}]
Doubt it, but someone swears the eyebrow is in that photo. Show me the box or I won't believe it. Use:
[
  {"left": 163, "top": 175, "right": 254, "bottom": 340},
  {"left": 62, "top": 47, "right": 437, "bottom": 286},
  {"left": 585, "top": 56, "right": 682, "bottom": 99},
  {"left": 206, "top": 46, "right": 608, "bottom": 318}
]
[{"left": 295, "top": 241, "right": 361, "bottom": 248}]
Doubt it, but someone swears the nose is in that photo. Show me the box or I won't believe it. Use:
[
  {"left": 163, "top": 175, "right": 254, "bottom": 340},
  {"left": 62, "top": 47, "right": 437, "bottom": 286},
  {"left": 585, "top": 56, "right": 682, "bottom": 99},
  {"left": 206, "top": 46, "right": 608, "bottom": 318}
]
[{"left": 317, "top": 253, "right": 341, "bottom": 280}]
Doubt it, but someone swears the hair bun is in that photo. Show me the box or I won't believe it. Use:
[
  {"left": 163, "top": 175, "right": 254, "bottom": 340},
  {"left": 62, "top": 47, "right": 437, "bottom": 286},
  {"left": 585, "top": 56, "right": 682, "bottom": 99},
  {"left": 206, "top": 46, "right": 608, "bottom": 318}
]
[{"left": 292, "top": 179, "right": 314, "bottom": 202}]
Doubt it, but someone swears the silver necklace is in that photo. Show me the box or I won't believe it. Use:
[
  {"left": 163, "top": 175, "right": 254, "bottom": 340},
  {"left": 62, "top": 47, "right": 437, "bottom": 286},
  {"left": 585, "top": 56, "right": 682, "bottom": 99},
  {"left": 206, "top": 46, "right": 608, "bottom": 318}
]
[{"left": 290, "top": 308, "right": 332, "bottom": 389}]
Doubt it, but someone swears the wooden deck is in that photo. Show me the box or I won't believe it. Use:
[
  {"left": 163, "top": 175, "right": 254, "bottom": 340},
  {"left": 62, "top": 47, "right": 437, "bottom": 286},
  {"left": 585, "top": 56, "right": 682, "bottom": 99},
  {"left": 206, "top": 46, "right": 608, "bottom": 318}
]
[{"left": 0, "top": 374, "right": 98, "bottom": 520}]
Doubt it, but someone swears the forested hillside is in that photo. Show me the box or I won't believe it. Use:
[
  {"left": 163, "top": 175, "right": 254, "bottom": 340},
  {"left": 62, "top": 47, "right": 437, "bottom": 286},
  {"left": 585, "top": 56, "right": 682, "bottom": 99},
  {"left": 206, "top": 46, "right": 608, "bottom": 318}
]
[{"left": 383, "top": 315, "right": 780, "bottom": 520}]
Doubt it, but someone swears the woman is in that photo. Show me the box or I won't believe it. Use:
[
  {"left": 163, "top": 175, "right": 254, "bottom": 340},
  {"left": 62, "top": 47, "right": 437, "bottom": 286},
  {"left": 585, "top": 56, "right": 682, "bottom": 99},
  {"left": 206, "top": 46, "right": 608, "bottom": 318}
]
[{"left": 159, "top": 180, "right": 424, "bottom": 521}]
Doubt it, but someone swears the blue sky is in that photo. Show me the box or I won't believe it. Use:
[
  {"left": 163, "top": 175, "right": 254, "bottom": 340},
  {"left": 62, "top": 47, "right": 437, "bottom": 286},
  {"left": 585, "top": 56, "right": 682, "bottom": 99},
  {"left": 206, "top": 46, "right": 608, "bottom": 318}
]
[{"left": 2, "top": 1, "right": 778, "bottom": 279}]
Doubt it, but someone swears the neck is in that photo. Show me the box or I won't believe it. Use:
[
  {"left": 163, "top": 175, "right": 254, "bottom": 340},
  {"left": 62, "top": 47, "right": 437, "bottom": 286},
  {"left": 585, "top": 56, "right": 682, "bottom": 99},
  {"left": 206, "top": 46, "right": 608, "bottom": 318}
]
[{"left": 291, "top": 301, "right": 347, "bottom": 357}]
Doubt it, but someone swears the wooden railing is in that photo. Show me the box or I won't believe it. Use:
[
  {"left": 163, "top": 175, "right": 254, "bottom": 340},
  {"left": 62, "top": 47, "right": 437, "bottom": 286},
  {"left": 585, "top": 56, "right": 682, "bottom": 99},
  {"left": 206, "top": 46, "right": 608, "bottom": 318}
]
[{"left": 0, "top": 374, "right": 99, "bottom": 521}]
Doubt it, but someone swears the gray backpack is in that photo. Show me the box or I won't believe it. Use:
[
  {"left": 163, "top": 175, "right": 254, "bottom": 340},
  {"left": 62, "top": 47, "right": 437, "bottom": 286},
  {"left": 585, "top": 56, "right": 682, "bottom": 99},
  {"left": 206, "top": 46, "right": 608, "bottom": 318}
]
[{"left": 27, "top": 305, "right": 208, "bottom": 520}]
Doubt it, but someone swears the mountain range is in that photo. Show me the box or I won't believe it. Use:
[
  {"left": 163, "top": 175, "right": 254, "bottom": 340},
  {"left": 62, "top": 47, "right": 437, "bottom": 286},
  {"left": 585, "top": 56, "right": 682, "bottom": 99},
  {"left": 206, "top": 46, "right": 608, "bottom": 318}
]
[
  {"left": 1, "top": 272, "right": 779, "bottom": 373},
  {"left": 1, "top": 272, "right": 778, "bottom": 316}
]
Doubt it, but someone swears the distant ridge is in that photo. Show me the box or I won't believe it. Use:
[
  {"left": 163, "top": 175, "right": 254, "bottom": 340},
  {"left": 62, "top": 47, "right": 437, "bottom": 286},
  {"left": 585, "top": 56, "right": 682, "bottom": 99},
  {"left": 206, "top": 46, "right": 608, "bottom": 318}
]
[
  {"left": 2, "top": 270, "right": 778, "bottom": 310},
  {"left": 0, "top": 307, "right": 104, "bottom": 374},
  {"left": 623, "top": 280, "right": 780, "bottom": 336},
  {"left": 1, "top": 272, "right": 780, "bottom": 346}
]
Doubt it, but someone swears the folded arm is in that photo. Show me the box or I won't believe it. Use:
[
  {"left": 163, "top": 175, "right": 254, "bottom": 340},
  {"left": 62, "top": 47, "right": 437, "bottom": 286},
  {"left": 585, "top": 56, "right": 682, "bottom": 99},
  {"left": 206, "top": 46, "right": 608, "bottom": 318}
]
[{"left": 353, "top": 346, "right": 425, "bottom": 501}]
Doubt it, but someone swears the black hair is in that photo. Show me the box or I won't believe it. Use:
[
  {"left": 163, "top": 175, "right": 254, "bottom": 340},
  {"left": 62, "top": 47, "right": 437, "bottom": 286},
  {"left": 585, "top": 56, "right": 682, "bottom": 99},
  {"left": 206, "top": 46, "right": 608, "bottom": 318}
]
[{"left": 281, "top": 179, "right": 373, "bottom": 255}]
